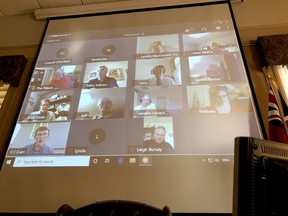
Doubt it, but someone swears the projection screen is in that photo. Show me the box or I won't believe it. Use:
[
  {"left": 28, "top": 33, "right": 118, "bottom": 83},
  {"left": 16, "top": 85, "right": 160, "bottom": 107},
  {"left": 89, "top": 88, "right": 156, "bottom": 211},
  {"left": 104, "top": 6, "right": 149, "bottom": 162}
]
[{"left": 0, "top": 1, "right": 265, "bottom": 214}]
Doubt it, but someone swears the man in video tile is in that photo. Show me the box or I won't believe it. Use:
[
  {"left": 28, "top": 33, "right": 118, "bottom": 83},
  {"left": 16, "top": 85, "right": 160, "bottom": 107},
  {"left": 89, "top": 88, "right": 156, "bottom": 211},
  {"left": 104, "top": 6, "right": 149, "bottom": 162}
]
[
  {"left": 48, "top": 68, "right": 72, "bottom": 89},
  {"left": 93, "top": 97, "right": 113, "bottom": 119},
  {"left": 148, "top": 65, "right": 176, "bottom": 86},
  {"left": 23, "top": 98, "right": 56, "bottom": 122},
  {"left": 24, "top": 126, "right": 54, "bottom": 155},
  {"left": 142, "top": 126, "right": 174, "bottom": 154},
  {"left": 55, "top": 102, "right": 70, "bottom": 120},
  {"left": 88, "top": 65, "right": 118, "bottom": 88}
]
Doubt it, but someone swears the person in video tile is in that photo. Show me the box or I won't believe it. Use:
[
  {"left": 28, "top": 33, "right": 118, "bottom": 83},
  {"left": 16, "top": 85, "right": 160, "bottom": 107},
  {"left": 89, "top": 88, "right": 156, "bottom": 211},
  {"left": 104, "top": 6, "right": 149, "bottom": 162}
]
[
  {"left": 24, "top": 126, "right": 54, "bottom": 155},
  {"left": 55, "top": 102, "right": 70, "bottom": 121},
  {"left": 208, "top": 85, "right": 241, "bottom": 113},
  {"left": 142, "top": 126, "right": 174, "bottom": 154},
  {"left": 23, "top": 99, "right": 56, "bottom": 122},
  {"left": 152, "top": 41, "right": 166, "bottom": 53},
  {"left": 48, "top": 68, "right": 72, "bottom": 89},
  {"left": 93, "top": 97, "right": 113, "bottom": 119},
  {"left": 134, "top": 95, "right": 156, "bottom": 115},
  {"left": 88, "top": 65, "right": 118, "bottom": 88},
  {"left": 148, "top": 65, "right": 176, "bottom": 86}
]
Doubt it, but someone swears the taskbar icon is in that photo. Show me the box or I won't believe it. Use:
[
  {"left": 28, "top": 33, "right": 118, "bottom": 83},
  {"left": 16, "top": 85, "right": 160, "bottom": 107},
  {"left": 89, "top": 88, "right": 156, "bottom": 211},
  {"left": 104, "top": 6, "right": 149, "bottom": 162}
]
[{"left": 90, "top": 156, "right": 147, "bottom": 166}]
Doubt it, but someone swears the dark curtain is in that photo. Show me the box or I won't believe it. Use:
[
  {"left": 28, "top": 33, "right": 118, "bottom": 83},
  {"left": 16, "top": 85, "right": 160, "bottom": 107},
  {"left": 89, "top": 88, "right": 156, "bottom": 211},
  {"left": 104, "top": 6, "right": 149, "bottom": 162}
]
[
  {"left": 257, "top": 34, "right": 288, "bottom": 66},
  {"left": 0, "top": 55, "right": 27, "bottom": 87}
]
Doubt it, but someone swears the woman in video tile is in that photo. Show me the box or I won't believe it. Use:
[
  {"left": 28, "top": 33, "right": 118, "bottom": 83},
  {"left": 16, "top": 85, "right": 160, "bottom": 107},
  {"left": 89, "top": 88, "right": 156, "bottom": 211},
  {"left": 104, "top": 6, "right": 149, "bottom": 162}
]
[
  {"left": 208, "top": 85, "right": 241, "bottom": 113},
  {"left": 134, "top": 95, "right": 157, "bottom": 116}
]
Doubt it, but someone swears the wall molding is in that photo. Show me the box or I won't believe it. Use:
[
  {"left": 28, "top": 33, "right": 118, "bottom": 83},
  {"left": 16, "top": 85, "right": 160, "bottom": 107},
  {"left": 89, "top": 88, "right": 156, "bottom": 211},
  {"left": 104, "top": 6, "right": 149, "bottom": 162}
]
[
  {"left": 34, "top": 0, "right": 244, "bottom": 20},
  {"left": 238, "top": 23, "right": 288, "bottom": 46}
]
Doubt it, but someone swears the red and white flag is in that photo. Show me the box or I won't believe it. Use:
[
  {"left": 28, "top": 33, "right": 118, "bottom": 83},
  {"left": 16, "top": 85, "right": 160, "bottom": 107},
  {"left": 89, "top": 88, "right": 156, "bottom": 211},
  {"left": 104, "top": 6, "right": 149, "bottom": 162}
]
[{"left": 265, "top": 66, "right": 288, "bottom": 144}]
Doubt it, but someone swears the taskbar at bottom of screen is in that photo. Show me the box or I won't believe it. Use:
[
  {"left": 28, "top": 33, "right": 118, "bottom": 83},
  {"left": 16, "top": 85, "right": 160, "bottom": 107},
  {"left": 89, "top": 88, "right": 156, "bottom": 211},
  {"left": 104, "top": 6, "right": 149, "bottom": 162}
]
[
  {"left": 2, "top": 154, "right": 233, "bottom": 168},
  {"left": 1, "top": 155, "right": 154, "bottom": 168}
]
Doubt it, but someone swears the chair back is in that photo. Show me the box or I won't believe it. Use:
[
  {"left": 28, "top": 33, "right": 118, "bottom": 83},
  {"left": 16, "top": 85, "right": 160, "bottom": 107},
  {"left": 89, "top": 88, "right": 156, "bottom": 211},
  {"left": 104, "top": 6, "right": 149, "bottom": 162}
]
[{"left": 56, "top": 200, "right": 172, "bottom": 216}]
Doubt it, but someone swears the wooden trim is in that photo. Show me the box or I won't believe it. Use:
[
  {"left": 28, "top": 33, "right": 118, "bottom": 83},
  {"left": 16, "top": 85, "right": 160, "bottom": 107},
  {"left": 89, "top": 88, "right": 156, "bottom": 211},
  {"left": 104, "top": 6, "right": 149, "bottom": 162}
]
[{"left": 0, "top": 83, "right": 10, "bottom": 109}]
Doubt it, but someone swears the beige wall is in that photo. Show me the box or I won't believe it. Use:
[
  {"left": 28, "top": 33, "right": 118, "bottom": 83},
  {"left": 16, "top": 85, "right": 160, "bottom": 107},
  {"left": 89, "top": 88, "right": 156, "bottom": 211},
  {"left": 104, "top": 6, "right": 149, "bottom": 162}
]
[
  {"left": 232, "top": 0, "right": 288, "bottom": 28},
  {"left": 0, "top": 0, "right": 288, "bottom": 157},
  {"left": 0, "top": 14, "right": 45, "bottom": 47},
  {"left": 232, "top": 0, "right": 288, "bottom": 43}
]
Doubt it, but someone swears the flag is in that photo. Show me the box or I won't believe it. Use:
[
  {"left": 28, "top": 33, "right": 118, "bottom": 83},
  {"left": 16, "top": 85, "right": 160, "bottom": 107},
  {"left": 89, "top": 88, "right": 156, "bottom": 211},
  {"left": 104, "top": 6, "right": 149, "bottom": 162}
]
[{"left": 268, "top": 79, "right": 288, "bottom": 144}]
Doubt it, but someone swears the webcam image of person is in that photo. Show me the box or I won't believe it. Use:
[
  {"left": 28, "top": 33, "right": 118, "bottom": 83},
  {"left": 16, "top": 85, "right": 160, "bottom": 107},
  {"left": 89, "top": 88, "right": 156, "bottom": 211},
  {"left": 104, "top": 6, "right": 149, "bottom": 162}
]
[
  {"left": 23, "top": 99, "right": 56, "bottom": 122},
  {"left": 142, "top": 126, "right": 174, "bottom": 154},
  {"left": 48, "top": 68, "right": 72, "bottom": 89},
  {"left": 134, "top": 95, "right": 156, "bottom": 112},
  {"left": 209, "top": 85, "right": 241, "bottom": 113},
  {"left": 210, "top": 42, "right": 237, "bottom": 53},
  {"left": 88, "top": 65, "right": 118, "bottom": 88},
  {"left": 55, "top": 102, "right": 70, "bottom": 121},
  {"left": 148, "top": 65, "right": 176, "bottom": 86},
  {"left": 152, "top": 41, "right": 166, "bottom": 53},
  {"left": 93, "top": 97, "right": 113, "bottom": 119},
  {"left": 24, "top": 126, "right": 54, "bottom": 155}
]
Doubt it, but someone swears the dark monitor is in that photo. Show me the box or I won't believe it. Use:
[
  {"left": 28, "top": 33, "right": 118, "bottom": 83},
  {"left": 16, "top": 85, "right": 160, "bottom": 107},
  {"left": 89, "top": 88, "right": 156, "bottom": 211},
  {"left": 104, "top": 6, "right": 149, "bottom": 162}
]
[{"left": 233, "top": 137, "right": 288, "bottom": 216}]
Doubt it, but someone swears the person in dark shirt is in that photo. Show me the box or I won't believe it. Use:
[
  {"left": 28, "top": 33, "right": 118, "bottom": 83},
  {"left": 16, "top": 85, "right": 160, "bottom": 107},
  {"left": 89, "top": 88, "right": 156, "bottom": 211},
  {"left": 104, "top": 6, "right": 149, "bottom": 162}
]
[
  {"left": 87, "top": 65, "right": 118, "bottom": 88},
  {"left": 24, "top": 126, "right": 54, "bottom": 155},
  {"left": 142, "top": 126, "right": 174, "bottom": 154}
]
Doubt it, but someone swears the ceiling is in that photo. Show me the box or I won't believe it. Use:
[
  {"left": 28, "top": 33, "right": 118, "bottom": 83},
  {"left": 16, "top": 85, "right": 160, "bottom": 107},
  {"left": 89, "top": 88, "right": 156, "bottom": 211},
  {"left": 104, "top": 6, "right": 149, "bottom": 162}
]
[
  {"left": 0, "top": 0, "right": 243, "bottom": 17},
  {"left": 0, "top": 0, "right": 126, "bottom": 17}
]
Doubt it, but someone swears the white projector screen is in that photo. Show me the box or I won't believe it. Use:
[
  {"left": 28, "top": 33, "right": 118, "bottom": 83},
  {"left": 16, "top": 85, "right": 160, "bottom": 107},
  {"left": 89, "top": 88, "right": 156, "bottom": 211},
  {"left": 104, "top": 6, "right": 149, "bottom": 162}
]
[{"left": 0, "top": 1, "right": 265, "bottom": 214}]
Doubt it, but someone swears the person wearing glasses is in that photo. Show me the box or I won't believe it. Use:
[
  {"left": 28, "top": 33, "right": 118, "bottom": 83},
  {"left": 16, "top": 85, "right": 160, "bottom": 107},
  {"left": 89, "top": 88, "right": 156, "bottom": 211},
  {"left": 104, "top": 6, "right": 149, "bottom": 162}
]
[
  {"left": 93, "top": 97, "right": 113, "bottom": 119},
  {"left": 24, "top": 126, "right": 54, "bottom": 155},
  {"left": 208, "top": 85, "right": 241, "bottom": 114}
]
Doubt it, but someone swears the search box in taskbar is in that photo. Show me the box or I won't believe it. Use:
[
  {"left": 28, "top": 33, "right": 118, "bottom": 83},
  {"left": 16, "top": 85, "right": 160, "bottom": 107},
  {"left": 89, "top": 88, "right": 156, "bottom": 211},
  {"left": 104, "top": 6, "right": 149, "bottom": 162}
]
[{"left": 12, "top": 156, "right": 90, "bottom": 167}]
